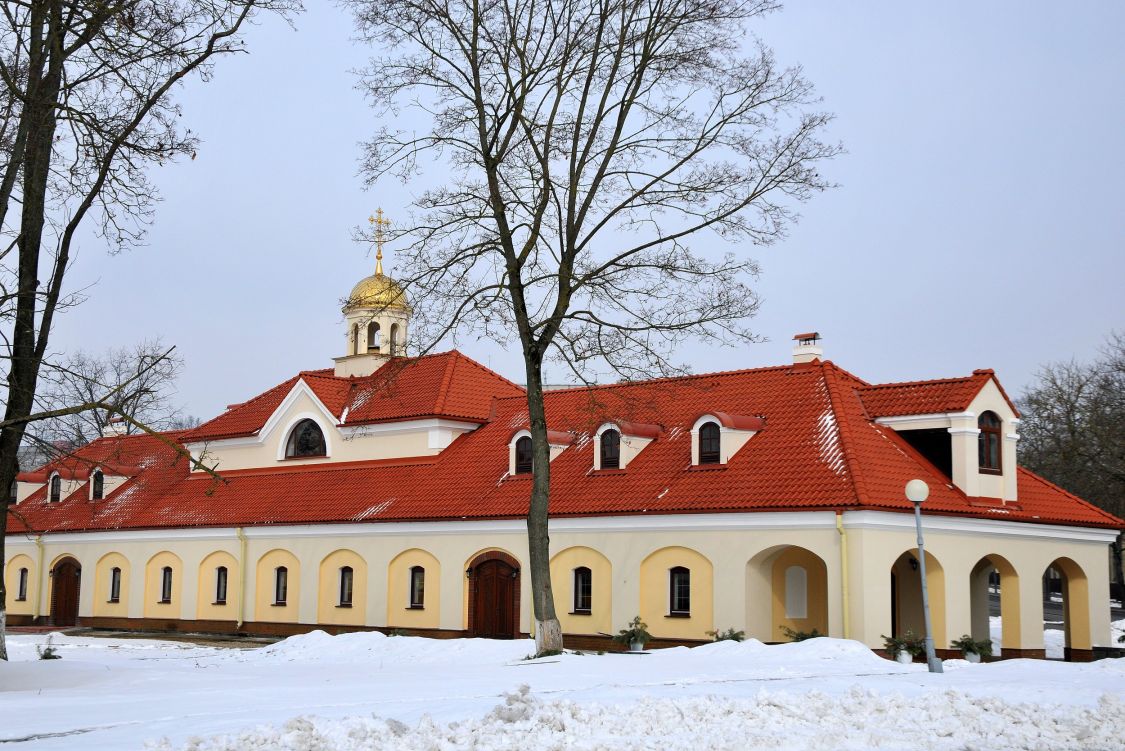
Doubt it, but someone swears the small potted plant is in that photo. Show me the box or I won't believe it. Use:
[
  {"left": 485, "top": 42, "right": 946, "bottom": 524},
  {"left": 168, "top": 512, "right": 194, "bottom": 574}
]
[
  {"left": 882, "top": 631, "right": 924, "bottom": 664},
  {"left": 613, "top": 616, "right": 652, "bottom": 652},
  {"left": 950, "top": 634, "right": 993, "bottom": 663}
]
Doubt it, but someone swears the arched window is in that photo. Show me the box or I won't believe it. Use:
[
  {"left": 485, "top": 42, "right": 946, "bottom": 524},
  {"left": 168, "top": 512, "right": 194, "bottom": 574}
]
[
  {"left": 515, "top": 435, "right": 533, "bottom": 474},
  {"left": 49, "top": 474, "right": 62, "bottom": 502},
  {"left": 978, "top": 411, "right": 1002, "bottom": 473},
  {"left": 389, "top": 323, "right": 400, "bottom": 356},
  {"left": 109, "top": 566, "right": 122, "bottom": 603},
  {"left": 367, "top": 321, "right": 381, "bottom": 351},
  {"left": 339, "top": 566, "right": 354, "bottom": 607},
  {"left": 784, "top": 565, "right": 808, "bottom": 619},
  {"left": 699, "top": 422, "right": 721, "bottom": 464},
  {"left": 573, "top": 566, "right": 592, "bottom": 613},
  {"left": 669, "top": 566, "right": 691, "bottom": 615},
  {"left": 274, "top": 566, "right": 288, "bottom": 605},
  {"left": 215, "top": 566, "right": 228, "bottom": 605},
  {"left": 91, "top": 470, "right": 105, "bottom": 500},
  {"left": 16, "top": 567, "right": 28, "bottom": 601},
  {"left": 409, "top": 565, "right": 425, "bottom": 608},
  {"left": 352, "top": 323, "right": 360, "bottom": 356},
  {"left": 160, "top": 566, "right": 173, "bottom": 603},
  {"left": 285, "top": 419, "right": 327, "bottom": 458},
  {"left": 600, "top": 430, "right": 621, "bottom": 470}
]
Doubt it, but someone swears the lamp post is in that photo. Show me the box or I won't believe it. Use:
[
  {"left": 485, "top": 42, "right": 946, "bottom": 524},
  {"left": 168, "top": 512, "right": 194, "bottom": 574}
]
[{"left": 905, "top": 479, "right": 943, "bottom": 674}]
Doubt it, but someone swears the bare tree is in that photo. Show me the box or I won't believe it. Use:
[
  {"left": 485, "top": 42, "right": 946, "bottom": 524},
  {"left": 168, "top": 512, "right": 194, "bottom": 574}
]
[
  {"left": 1019, "top": 332, "right": 1125, "bottom": 600},
  {"left": 346, "top": 0, "right": 838, "bottom": 652},
  {"left": 21, "top": 339, "right": 196, "bottom": 463},
  {"left": 0, "top": 0, "right": 298, "bottom": 660}
]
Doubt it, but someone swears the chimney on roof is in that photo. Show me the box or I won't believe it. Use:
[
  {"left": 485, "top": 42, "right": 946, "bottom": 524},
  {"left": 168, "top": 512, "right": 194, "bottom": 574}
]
[
  {"left": 792, "top": 332, "right": 823, "bottom": 364},
  {"left": 102, "top": 415, "right": 127, "bottom": 438}
]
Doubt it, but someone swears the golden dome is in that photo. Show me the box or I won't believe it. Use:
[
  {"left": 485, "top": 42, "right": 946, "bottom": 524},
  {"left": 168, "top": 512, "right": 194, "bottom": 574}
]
[{"left": 346, "top": 271, "right": 410, "bottom": 312}]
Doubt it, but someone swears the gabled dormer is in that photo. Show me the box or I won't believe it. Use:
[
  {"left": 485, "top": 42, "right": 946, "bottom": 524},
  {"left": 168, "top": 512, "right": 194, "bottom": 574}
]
[
  {"left": 508, "top": 429, "right": 574, "bottom": 475},
  {"left": 592, "top": 421, "right": 660, "bottom": 471},
  {"left": 690, "top": 412, "right": 764, "bottom": 466},
  {"left": 862, "top": 369, "right": 1020, "bottom": 502}
]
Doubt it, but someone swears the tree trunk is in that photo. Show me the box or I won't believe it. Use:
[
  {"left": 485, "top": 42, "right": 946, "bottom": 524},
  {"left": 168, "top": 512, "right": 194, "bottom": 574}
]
[
  {"left": 523, "top": 355, "right": 563, "bottom": 655},
  {"left": 0, "top": 0, "right": 65, "bottom": 662}
]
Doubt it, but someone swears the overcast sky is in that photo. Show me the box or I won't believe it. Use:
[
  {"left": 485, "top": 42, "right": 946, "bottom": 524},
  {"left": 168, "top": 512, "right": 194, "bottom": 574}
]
[{"left": 49, "top": 2, "right": 1124, "bottom": 422}]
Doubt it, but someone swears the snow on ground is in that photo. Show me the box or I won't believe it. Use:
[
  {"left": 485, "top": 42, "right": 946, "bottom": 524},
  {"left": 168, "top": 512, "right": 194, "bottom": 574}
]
[{"left": 0, "top": 629, "right": 1122, "bottom": 751}]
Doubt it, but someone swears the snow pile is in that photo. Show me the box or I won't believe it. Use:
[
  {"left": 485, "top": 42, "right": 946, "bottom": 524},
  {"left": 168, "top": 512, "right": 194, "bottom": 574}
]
[
  {"left": 1113, "top": 619, "right": 1124, "bottom": 645},
  {"left": 217, "top": 629, "right": 534, "bottom": 666},
  {"left": 148, "top": 684, "right": 1125, "bottom": 751}
]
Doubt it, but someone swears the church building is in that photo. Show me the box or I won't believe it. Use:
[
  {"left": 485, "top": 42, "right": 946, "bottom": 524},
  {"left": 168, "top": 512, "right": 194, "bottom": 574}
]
[{"left": 6, "top": 253, "right": 1122, "bottom": 660}]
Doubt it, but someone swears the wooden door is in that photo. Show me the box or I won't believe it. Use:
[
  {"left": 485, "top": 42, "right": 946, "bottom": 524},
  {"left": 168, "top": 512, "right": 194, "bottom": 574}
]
[
  {"left": 473, "top": 559, "right": 515, "bottom": 639},
  {"left": 51, "top": 558, "right": 81, "bottom": 627}
]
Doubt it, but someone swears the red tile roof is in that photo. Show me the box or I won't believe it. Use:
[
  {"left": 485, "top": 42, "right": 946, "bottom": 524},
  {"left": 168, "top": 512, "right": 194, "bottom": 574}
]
[
  {"left": 858, "top": 369, "right": 1020, "bottom": 418},
  {"left": 183, "top": 351, "right": 524, "bottom": 442},
  {"left": 9, "top": 357, "right": 1120, "bottom": 534}
]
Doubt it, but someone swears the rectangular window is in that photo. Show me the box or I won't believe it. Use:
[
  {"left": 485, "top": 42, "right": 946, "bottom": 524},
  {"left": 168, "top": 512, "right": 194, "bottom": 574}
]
[
  {"left": 669, "top": 567, "right": 691, "bottom": 615},
  {"left": 274, "top": 566, "right": 288, "bottom": 605},
  {"left": 339, "top": 566, "right": 353, "bottom": 607},
  {"left": 109, "top": 567, "right": 122, "bottom": 603},
  {"left": 573, "top": 567, "right": 592, "bottom": 613},
  {"left": 160, "top": 567, "right": 173, "bottom": 603},
  {"left": 215, "top": 566, "right": 228, "bottom": 605},
  {"left": 409, "top": 566, "right": 425, "bottom": 608},
  {"left": 17, "top": 567, "right": 28, "bottom": 601}
]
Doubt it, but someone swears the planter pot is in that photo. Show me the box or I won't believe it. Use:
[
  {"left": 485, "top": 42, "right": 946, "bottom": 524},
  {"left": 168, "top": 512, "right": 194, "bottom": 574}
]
[
  {"left": 629, "top": 640, "right": 645, "bottom": 652},
  {"left": 895, "top": 650, "right": 913, "bottom": 665},
  {"left": 963, "top": 651, "right": 981, "bottom": 663}
]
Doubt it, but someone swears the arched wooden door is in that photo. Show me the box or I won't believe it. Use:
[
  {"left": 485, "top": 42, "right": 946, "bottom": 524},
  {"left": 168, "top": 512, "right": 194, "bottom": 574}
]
[
  {"left": 50, "top": 557, "right": 81, "bottom": 627},
  {"left": 470, "top": 557, "right": 519, "bottom": 639}
]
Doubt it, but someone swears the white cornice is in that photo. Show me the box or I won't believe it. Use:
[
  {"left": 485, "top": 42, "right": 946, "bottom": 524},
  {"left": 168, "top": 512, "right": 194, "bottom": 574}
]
[
  {"left": 341, "top": 418, "right": 479, "bottom": 438},
  {"left": 842, "top": 510, "right": 1118, "bottom": 544},
  {"left": 875, "top": 411, "right": 975, "bottom": 428}
]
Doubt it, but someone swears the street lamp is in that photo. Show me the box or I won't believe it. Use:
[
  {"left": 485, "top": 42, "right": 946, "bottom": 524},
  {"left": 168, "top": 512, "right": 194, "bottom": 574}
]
[{"left": 905, "top": 479, "right": 943, "bottom": 674}]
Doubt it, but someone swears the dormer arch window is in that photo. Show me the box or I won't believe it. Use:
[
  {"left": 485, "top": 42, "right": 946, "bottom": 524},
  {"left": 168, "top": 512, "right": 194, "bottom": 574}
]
[
  {"left": 49, "top": 473, "right": 62, "bottom": 502},
  {"left": 285, "top": 418, "right": 327, "bottom": 458},
  {"left": 508, "top": 428, "right": 575, "bottom": 476},
  {"left": 978, "top": 411, "right": 1002, "bottom": 474},
  {"left": 514, "top": 435, "right": 533, "bottom": 474},
  {"left": 691, "top": 413, "right": 764, "bottom": 466},
  {"left": 91, "top": 469, "right": 105, "bottom": 500},
  {"left": 600, "top": 429, "right": 621, "bottom": 470},
  {"left": 698, "top": 422, "right": 721, "bottom": 464}
]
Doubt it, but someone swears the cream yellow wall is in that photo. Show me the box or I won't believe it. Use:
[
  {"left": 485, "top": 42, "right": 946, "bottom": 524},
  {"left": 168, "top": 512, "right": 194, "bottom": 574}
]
[
  {"left": 185, "top": 389, "right": 475, "bottom": 474},
  {"left": 317, "top": 549, "right": 368, "bottom": 626},
  {"left": 255, "top": 549, "right": 300, "bottom": 622},
  {"left": 5, "top": 554, "right": 36, "bottom": 615},
  {"left": 196, "top": 551, "right": 239, "bottom": 622},
  {"left": 1051, "top": 557, "right": 1092, "bottom": 651},
  {"left": 387, "top": 548, "right": 439, "bottom": 629},
  {"left": 550, "top": 546, "right": 612, "bottom": 636},
  {"left": 639, "top": 546, "right": 713, "bottom": 640},
  {"left": 890, "top": 549, "right": 947, "bottom": 646},
  {"left": 143, "top": 551, "right": 183, "bottom": 619},
  {"left": 93, "top": 552, "right": 129, "bottom": 618},
  {"left": 3, "top": 509, "right": 1115, "bottom": 653},
  {"left": 770, "top": 547, "right": 829, "bottom": 641}
]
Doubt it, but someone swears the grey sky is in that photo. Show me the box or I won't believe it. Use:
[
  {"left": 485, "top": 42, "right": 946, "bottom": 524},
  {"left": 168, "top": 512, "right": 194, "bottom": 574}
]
[{"left": 51, "top": 2, "right": 1124, "bottom": 422}]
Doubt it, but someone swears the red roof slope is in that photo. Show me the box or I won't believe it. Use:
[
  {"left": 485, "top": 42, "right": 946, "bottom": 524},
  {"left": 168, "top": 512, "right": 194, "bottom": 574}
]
[
  {"left": 859, "top": 369, "right": 1020, "bottom": 418},
  {"left": 10, "top": 357, "right": 1120, "bottom": 534},
  {"left": 183, "top": 351, "right": 523, "bottom": 443}
]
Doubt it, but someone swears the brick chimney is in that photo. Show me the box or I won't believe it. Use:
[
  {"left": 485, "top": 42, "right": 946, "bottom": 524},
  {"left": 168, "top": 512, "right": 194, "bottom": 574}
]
[
  {"left": 792, "top": 332, "right": 823, "bottom": 364},
  {"left": 102, "top": 415, "right": 128, "bottom": 437}
]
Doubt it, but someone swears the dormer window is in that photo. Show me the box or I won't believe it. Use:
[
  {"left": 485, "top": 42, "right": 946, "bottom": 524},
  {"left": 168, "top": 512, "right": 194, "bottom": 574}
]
[
  {"left": 978, "top": 411, "right": 1002, "bottom": 474},
  {"left": 698, "top": 422, "right": 721, "bottom": 464},
  {"left": 515, "top": 435, "right": 533, "bottom": 474},
  {"left": 49, "top": 473, "right": 62, "bottom": 502},
  {"left": 600, "top": 430, "right": 621, "bottom": 470},
  {"left": 91, "top": 470, "right": 104, "bottom": 500},
  {"left": 285, "top": 419, "right": 327, "bottom": 458}
]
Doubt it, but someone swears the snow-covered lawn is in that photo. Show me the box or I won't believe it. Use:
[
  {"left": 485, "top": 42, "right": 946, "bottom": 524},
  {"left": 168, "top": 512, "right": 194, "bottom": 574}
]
[{"left": 0, "top": 628, "right": 1121, "bottom": 750}]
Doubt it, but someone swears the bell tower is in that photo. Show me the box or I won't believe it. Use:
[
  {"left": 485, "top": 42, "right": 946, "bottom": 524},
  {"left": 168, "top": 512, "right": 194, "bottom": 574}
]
[{"left": 334, "top": 209, "right": 412, "bottom": 378}]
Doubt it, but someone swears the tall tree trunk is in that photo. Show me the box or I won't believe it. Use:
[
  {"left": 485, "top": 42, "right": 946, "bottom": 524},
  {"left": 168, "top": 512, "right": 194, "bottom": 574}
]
[
  {"left": 523, "top": 354, "right": 563, "bottom": 654},
  {"left": 0, "top": 0, "right": 65, "bottom": 661}
]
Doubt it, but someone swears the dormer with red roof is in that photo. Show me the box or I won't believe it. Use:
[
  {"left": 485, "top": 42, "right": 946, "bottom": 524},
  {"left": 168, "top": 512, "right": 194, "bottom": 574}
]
[{"left": 861, "top": 369, "right": 1021, "bottom": 502}]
